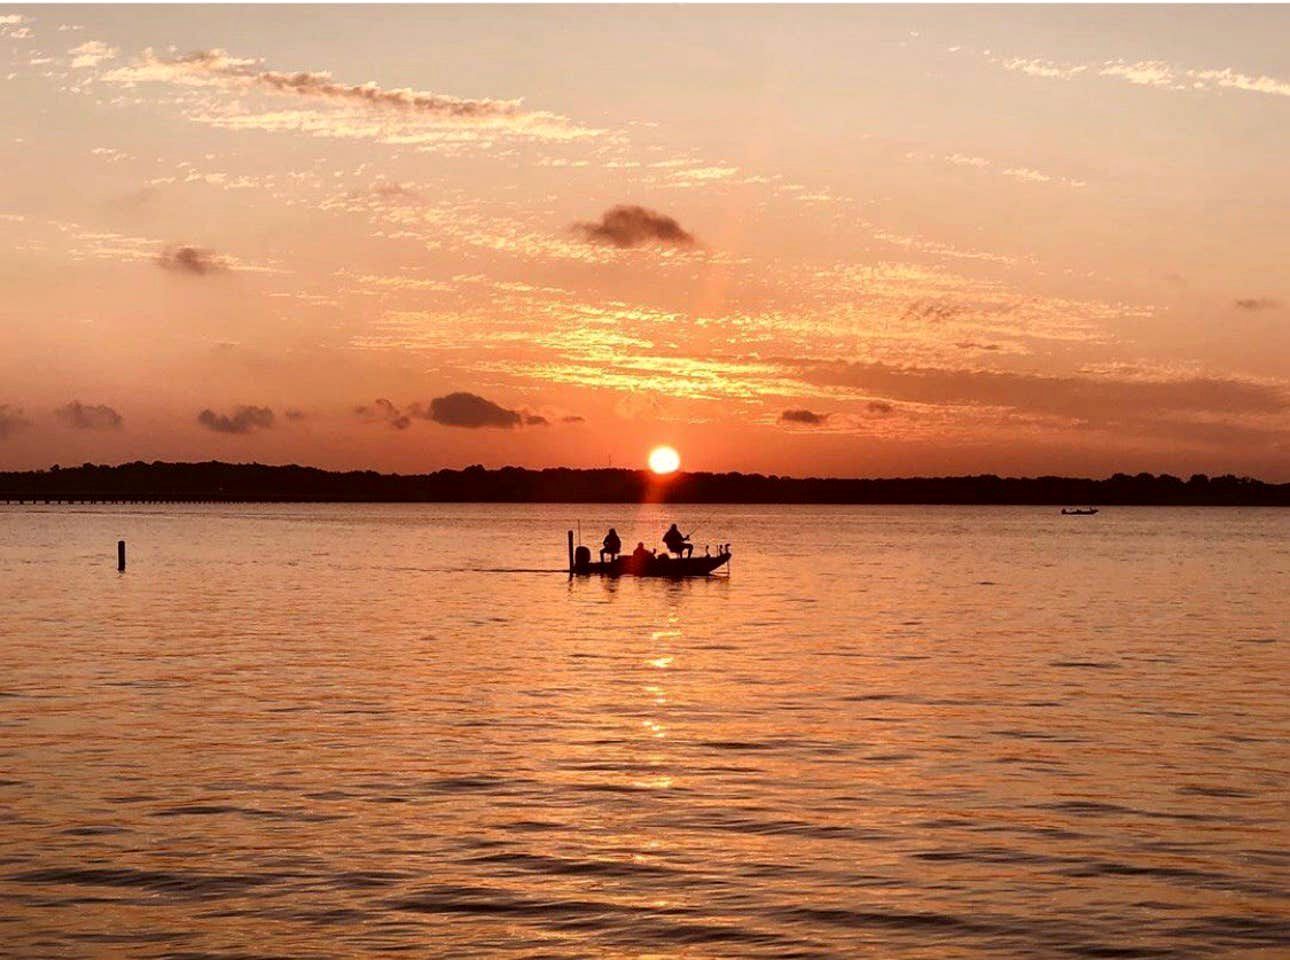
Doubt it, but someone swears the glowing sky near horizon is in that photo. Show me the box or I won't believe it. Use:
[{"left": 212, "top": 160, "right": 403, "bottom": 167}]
[{"left": 1, "top": 5, "right": 1288, "bottom": 478}]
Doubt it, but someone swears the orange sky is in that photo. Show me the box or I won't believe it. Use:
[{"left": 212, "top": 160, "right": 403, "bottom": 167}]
[{"left": 1, "top": 5, "right": 1287, "bottom": 478}]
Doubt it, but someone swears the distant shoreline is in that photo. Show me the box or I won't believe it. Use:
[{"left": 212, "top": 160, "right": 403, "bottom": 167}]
[{"left": 1, "top": 461, "right": 1287, "bottom": 506}]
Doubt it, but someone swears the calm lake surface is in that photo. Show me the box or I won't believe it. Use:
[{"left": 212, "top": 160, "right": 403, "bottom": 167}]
[{"left": 1, "top": 503, "right": 1286, "bottom": 959}]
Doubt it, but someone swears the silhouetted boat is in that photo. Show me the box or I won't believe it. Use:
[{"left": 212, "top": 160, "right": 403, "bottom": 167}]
[
  {"left": 1061, "top": 507, "right": 1099, "bottom": 515},
  {"left": 567, "top": 531, "right": 731, "bottom": 578}
]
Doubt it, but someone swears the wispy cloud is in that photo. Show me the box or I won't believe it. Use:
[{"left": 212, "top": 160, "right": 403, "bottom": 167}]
[
  {"left": 68, "top": 40, "right": 116, "bottom": 68},
  {"left": 1001, "top": 167, "right": 1086, "bottom": 188},
  {"left": 795, "top": 359, "right": 1290, "bottom": 421},
  {"left": 866, "top": 225, "right": 1018, "bottom": 266},
  {"left": 1099, "top": 60, "right": 1182, "bottom": 89},
  {"left": 102, "top": 47, "right": 599, "bottom": 142},
  {"left": 1189, "top": 66, "right": 1290, "bottom": 98},
  {"left": 906, "top": 151, "right": 1085, "bottom": 189},
  {"left": 997, "top": 51, "right": 1290, "bottom": 100},
  {"left": 1000, "top": 57, "right": 1087, "bottom": 80},
  {"left": 0, "top": 14, "right": 31, "bottom": 40}
]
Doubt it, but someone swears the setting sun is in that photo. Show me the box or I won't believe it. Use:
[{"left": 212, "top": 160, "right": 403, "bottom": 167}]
[{"left": 648, "top": 445, "right": 681, "bottom": 475}]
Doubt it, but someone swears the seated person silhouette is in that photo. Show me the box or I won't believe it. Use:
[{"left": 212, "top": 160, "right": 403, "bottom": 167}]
[
  {"left": 662, "top": 523, "right": 693, "bottom": 559},
  {"left": 601, "top": 527, "right": 622, "bottom": 563}
]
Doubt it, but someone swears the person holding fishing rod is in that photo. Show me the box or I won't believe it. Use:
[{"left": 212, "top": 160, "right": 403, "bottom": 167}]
[{"left": 661, "top": 522, "right": 694, "bottom": 559}]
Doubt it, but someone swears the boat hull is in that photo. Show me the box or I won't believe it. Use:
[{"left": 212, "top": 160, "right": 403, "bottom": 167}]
[{"left": 574, "top": 552, "right": 730, "bottom": 578}]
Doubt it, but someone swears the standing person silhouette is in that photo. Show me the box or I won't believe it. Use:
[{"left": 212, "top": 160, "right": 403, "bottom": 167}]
[
  {"left": 601, "top": 528, "right": 622, "bottom": 563},
  {"left": 662, "top": 523, "right": 693, "bottom": 559}
]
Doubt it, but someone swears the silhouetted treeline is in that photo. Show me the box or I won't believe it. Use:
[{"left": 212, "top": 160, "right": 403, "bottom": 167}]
[{"left": 1, "top": 461, "right": 1288, "bottom": 505}]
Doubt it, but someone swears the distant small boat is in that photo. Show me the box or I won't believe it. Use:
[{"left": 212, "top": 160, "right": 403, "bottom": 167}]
[
  {"left": 1061, "top": 507, "right": 1099, "bottom": 515},
  {"left": 567, "top": 531, "right": 731, "bottom": 578}
]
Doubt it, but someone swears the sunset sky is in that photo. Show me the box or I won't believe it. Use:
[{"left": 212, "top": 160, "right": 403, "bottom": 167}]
[{"left": 1, "top": 4, "right": 1288, "bottom": 478}]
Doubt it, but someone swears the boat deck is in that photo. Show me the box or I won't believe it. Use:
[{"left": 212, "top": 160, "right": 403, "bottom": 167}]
[{"left": 573, "top": 550, "right": 731, "bottom": 578}]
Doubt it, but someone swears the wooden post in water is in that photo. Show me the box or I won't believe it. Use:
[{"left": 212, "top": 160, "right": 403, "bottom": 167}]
[
  {"left": 567, "top": 530, "right": 574, "bottom": 573},
  {"left": 117, "top": 540, "right": 126, "bottom": 572}
]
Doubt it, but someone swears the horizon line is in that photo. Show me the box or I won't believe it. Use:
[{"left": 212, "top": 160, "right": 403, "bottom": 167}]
[{"left": 3, "top": 458, "right": 1286, "bottom": 488}]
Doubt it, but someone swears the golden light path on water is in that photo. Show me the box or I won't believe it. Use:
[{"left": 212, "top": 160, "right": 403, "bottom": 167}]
[{"left": 0, "top": 503, "right": 1286, "bottom": 958}]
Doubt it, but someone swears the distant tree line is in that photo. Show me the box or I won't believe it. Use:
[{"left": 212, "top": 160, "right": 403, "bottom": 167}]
[{"left": 1, "top": 461, "right": 1287, "bottom": 505}]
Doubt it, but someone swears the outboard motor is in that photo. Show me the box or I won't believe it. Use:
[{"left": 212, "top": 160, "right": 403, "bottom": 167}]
[{"left": 573, "top": 545, "right": 592, "bottom": 572}]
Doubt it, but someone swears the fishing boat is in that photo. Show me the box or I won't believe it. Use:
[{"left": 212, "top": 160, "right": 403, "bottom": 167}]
[
  {"left": 567, "top": 531, "right": 731, "bottom": 578},
  {"left": 1060, "top": 507, "right": 1099, "bottom": 515}
]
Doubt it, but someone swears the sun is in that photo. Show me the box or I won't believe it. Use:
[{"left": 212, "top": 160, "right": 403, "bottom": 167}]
[{"left": 648, "top": 445, "right": 681, "bottom": 475}]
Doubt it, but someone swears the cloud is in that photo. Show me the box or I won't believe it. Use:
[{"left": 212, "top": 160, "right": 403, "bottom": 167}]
[
  {"left": 103, "top": 48, "right": 595, "bottom": 141},
  {"left": 1000, "top": 58, "right": 1087, "bottom": 80},
  {"left": 1100, "top": 61, "right": 1290, "bottom": 98},
  {"left": 1001, "top": 167, "right": 1085, "bottom": 188},
  {"left": 0, "top": 14, "right": 30, "bottom": 40},
  {"left": 572, "top": 205, "right": 697, "bottom": 249},
  {"left": 0, "top": 404, "right": 31, "bottom": 438},
  {"left": 140, "top": 48, "right": 520, "bottom": 116},
  {"left": 780, "top": 408, "right": 830, "bottom": 425},
  {"left": 369, "top": 181, "right": 419, "bottom": 199},
  {"left": 423, "top": 392, "right": 523, "bottom": 429},
  {"left": 1188, "top": 66, "right": 1290, "bottom": 98},
  {"left": 283, "top": 408, "right": 307, "bottom": 421},
  {"left": 561, "top": 415, "right": 586, "bottom": 424},
  {"left": 998, "top": 51, "right": 1290, "bottom": 100},
  {"left": 1100, "top": 60, "right": 1180, "bottom": 89},
  {"left": 157, "top": 244, "right": 228, "bottom": 275},
  {"left": 1234, "top": 298, "right": 1282, "bottom": 312},
  {"left": 946, "top": 153, "right": 990, "bottom": 168},
  {"left": 196, "top": 405, "right": 274, "bottom": 434},
  {"left": 54, "top": 401, "right": 123, "bottom": 430},
  {"left": 867, "top": 400, "right": 895, "bottom": 415},
  {"left": 795, "top": 359, "right": 1290, "bottom": 420},
  {"left": 69, "top": 40, "right": 117, "bottom": 68},
  {"left": 907, "top": 151, "right": 1085, "bottom": 189},
  {"left": 355, "top": 398, "right": 411, "bottom": 430},
  {"left": 355, "top": 395, "right": 558, "bottom": 430}
]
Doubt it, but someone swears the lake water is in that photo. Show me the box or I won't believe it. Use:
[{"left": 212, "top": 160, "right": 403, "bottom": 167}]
[{"left": 1, "top": 503, "right": 1286, "bottom": 958}]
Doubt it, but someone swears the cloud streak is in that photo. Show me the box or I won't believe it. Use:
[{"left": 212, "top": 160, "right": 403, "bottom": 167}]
[
  {"left": 795, "top": 359, "right": 1290, "bottom": 421},
  {"left": 997, "top": 51, "right": 1290, "bottom": 100},
  {"left": 103, "top": 48, "right": 597, "bottom": 141}
]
